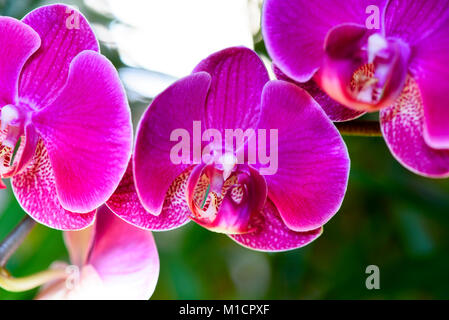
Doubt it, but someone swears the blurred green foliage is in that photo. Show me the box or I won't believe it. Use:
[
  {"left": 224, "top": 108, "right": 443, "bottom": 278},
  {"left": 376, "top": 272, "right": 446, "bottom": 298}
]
[{"left": 1, "top": 0, "right": 448, "bottom": 300}]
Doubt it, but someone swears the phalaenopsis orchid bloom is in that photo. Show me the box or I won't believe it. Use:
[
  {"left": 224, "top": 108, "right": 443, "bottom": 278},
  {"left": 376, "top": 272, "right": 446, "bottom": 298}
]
[
  {"left": 107, "top": 47, "right": 350, "bottom": 252},
  {"left": 263, "top": 0, "right": 449, "bottom": 177},
  {"left": 0, "top": 4, "right": 132, "bottom": 229},
  {"left": 37, "top": 206, "right": 159, "bottom": 300}
]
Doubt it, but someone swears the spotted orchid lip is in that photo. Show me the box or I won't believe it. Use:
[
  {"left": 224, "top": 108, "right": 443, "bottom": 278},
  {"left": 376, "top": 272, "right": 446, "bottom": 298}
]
[{"left": 185, "top": 160, "right": 267, "bottom": 235}]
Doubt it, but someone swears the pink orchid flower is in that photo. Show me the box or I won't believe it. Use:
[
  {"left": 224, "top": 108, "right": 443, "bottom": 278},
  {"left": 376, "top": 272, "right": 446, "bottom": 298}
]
[
  {"left": 107, "top": 47, "right": 350, "bottom": 252},
  {"left": 263, "top": 0, "right": 449, "bottom": 178},
  {"left": 37, "top": 206, "right": 159, "bottom": 300},
  {"left": 0, "top": 4, "right": 132, "bottom": 229}
]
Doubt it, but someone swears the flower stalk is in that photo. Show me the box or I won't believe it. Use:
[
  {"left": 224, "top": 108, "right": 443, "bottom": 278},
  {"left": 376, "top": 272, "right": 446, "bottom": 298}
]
[
  {"left": 0, "top": 216, "right": 36, "bottom": 267},
  {"left": 0, "top": 216, "right": 66, "bottom": 293},
  {"left": 335, "top": 120, "right": 382, "bottom": 137},
  {"left": 0, "top": 266, "right": 67, "bottom": 292}
]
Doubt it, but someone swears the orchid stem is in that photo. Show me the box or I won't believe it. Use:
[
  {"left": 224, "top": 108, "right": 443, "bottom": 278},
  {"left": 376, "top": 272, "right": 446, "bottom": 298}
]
[
  {"left": 0, "top": 267, "right": 67, "bottom": 292},
  {"left": 0, "top": 216, "right": 36, "bottom": 267},
  {"left": 335, "top": 120, "right": 382, "bottom": 137}
]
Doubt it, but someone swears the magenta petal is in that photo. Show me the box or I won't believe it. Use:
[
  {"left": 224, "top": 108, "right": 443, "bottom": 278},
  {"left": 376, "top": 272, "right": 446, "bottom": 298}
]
[
  {"left": 380, "top": 76, "right": 449, "bottom": 178},
  {"left": 11, "top": 141, "right": 96, "bottom": 231},
  {"left": 403, "top": 8, "right": 449, "bottom": 149},
  {"left": 257, "top": 80, "right": 349, "bottom": 231},
  {"left": 0, "top": 17, "right": 40, "bottom": 106},
  {"left": 64, "top": 225, "right": 95, "bottom": 267},
  {"left": 384, "top": 0, "right": 449, "bottom": 148},
  {"left": 19, "top": 4, "right": 99, "bottom": 109},
  {"left": 262, "top": 0, "right": 385, "bottom": 82},
  {"left": 134, "top": 73, "right": 211, "bottom": 215},
  {"left": 230, "top": 200, "right": 322, "bottom": 252},
  {"left": 384, "top": 0, "right": 449, "bottom": 46},
  {"left": 420, "top": 62, "right": 449, "bottom": 149},
  {"left": 31, "top": 51, "right": 132, "bottom": 213},
  {"left": 87, "top": 206, "right": 159, "bottom": 300},
  {"left": 107, "top": 161, "right": 191, "bottom": 231},
  {"left": 193, "top": 47, "right": 269, "bottom": 132},
  {"left": 273, "top": 64, "right": 365, "bottom": 122}
]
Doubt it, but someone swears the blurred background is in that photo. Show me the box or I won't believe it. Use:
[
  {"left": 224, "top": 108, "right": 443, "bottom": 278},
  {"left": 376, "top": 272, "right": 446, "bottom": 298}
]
[{"left": 0, "top": 0, "right": 448, "bottom": 300}]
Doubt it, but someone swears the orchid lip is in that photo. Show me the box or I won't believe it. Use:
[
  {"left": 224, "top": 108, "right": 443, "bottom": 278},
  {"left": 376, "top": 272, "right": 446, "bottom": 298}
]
[
  {"left": 317, "top": 24, "right": 410, "bottom": 111},
  {"left": 0, "top": 103, "right": 37, "bottom": 178},
  {"left": 186, "top": 156, "right": 267, "bottom": 235}
]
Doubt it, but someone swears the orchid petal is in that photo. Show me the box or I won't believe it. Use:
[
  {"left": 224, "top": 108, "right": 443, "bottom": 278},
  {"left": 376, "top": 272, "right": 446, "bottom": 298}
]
[
  {"left": 0, "top": 17, "right": 39, "bottom": 106},
  {"left": 193, "top": 47, "right": 269, "bottom": 133},
  {"left": 380, "top": 76, "right": 449, "bottom": 178},
  {"left": 256, "top": 80, "right": 349, "bottom": 232},
  {"left": 19, "top": 4, "right": 98, "bottom": 109},
  {"left": 384, "top": 0, "right": 449, "bottom": 46},
  {"left": 230, "top": 200, "right": 322, "bottom": 252},
  {"left": 11, "top": 140, "right": 96, "bottom": 231},
  {"left": 86, "top": 206, "right": 159, "bottom": 300},
  {"left": 107, "top": 161, "right": 191, "bottom": 231},
  {"left": 401, "top": 7, "right": 449, "bottom": 149},
  {"left": 134, "top": 72, "right": 210, "bottom": 215},
  {"left": 32, "top": 51, "right": 132, "bottom": 213},
  {"left": 64, "top": 226, "right": 95, "bottom": 267}
]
